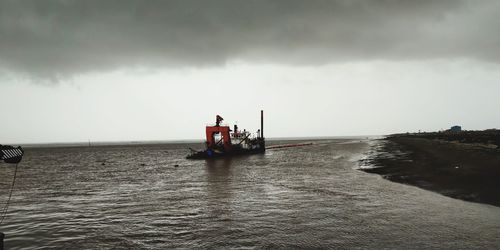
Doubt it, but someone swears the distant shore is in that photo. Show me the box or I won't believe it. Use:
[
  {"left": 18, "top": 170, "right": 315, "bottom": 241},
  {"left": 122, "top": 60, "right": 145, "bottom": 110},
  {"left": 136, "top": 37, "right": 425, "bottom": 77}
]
[{"left": 362, "top": 130, "right": 500, "bottom": 206}]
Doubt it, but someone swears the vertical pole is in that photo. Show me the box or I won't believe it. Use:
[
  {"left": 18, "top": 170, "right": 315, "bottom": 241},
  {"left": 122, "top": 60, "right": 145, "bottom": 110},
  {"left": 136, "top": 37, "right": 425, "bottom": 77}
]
[
  {"left": 260, "top": 110, "right": 264, "bottom": 139},
  {"left": 0, "top": 232, "right": 4, "bottom": 250}
]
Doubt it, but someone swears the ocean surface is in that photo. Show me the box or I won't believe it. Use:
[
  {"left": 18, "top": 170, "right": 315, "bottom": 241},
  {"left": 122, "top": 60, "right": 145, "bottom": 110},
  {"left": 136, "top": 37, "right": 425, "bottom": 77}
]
[{"left": 1, "top": 139, "right": 500, "bottom": 249}]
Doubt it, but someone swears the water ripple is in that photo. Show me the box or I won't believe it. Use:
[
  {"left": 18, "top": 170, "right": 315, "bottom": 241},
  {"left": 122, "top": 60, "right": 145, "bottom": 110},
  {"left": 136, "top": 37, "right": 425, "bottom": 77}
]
[{"left": 0, "top": 140, "right": 499, "bottom": 249}]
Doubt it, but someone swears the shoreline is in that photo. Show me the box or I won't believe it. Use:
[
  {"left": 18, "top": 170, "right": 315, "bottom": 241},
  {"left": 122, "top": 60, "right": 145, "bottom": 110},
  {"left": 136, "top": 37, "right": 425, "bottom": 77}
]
[{"left": 362, "top": 134, "right": 500, "bottom": 207}]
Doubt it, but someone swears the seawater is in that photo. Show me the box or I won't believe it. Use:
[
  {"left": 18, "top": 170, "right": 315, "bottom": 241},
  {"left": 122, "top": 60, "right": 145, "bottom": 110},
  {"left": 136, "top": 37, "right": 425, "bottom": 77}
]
[{"left": 1, "top": 139, "right": 499, "bottom": 249}]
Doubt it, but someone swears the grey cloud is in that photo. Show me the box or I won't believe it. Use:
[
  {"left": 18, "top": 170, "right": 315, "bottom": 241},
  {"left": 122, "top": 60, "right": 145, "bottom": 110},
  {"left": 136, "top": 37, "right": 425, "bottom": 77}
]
[{"left": 0, "top": 0, "right": 499, "bottom": 79}]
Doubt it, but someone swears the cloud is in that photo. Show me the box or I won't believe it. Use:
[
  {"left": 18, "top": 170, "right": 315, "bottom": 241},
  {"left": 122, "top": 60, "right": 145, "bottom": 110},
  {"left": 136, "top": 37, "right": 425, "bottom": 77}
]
[{"left": 0, "top": 0, "right": 499, "bottom": 79}]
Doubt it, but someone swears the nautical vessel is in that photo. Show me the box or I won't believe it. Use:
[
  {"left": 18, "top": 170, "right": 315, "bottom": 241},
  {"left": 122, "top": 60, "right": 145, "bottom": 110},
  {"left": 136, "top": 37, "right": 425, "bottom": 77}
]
[{"left": 186, "top": 110, "right": 265, "bottom": 159}]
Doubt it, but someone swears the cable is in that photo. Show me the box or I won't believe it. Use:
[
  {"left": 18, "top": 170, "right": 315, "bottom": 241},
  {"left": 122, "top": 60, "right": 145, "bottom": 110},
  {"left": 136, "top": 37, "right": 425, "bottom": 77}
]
[{"left": 0, "top": 163, "right": 19, "bottom": 225}]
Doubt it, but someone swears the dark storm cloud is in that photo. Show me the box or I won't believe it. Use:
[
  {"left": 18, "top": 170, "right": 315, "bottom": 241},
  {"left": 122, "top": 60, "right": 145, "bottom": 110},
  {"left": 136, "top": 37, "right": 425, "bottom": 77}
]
[{"left": 0, "top": 0, "right": 499, "bottom": 78}]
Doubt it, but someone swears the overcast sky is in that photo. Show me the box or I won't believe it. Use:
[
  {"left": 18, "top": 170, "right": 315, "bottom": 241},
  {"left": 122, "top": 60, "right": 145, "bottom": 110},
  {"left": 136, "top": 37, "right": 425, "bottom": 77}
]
[{"left": 1, "top": 0, "right": 499, "bottom": 143}]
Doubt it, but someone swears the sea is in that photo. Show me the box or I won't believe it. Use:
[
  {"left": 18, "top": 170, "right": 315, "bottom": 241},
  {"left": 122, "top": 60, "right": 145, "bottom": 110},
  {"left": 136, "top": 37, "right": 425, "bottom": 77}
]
[{"left": 1, "top": 138, "right": 499, "bottom": 249}]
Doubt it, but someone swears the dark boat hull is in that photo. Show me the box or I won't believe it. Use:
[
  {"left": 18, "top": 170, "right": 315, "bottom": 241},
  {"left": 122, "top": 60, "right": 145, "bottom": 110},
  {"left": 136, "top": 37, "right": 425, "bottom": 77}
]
[{"left": 186, "top": 148, "right": 265, "bottom": 160}]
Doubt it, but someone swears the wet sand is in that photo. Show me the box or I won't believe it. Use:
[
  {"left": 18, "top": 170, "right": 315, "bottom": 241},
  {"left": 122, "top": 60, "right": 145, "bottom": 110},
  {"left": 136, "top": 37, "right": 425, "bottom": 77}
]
[{"left": 363, "top": 136, "right": 500, "bottom": 206}]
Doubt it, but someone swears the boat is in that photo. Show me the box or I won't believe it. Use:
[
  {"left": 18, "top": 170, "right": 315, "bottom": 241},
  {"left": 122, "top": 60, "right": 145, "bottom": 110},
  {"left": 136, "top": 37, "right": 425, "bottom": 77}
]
[{"left": 186, "top": 110, "right": 265, "bottom": 159}]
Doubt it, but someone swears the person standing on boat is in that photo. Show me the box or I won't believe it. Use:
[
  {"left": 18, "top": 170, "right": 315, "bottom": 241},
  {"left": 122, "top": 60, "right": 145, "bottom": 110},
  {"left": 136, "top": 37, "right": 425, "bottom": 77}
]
[{"left": 216, "top": 115, "right": 223, "bottom": 127}]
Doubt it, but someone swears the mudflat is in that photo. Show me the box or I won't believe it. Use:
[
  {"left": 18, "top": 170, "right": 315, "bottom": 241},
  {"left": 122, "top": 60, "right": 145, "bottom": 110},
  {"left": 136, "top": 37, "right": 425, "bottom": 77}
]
[{"left": 364, "top": 135, "right": 500, "bottom": 206}]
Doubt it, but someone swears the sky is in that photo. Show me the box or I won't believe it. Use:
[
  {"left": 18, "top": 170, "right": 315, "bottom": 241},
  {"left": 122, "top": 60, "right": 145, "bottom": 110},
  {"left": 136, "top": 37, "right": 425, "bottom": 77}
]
[{"left": 1, "top": 0, "right": 499, "bottom": 143}]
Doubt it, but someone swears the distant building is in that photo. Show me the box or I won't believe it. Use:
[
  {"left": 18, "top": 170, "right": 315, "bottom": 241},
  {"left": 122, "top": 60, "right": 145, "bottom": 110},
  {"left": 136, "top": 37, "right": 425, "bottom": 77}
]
[{"left": 449, "top": 125, "right": 462, "bottom": 132}]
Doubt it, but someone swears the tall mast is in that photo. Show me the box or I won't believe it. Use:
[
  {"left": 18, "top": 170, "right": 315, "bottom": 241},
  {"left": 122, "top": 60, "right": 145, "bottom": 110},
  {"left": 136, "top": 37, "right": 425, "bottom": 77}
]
[{"left": 260, "top": 110, "right": 264, "bottom": 139}]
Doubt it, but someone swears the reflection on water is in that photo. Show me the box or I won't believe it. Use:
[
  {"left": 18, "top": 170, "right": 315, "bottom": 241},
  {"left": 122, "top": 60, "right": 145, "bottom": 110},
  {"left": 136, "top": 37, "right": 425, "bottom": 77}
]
[
  {"left": 206, "top": 158, "right": 233, "bottom": 178},
  {"left": 0, "top": 140, "right": 500, "bottom": 249},
  {"left": 205, "top": 158, "right": 233, "bottom": 226}
]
